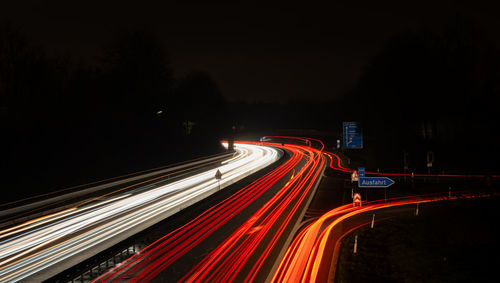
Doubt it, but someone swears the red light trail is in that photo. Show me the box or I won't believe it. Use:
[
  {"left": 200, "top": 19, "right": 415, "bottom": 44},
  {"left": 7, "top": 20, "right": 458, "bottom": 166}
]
[
  {"left": 264, "top": 136, "right": 487, "bottom": 178},
  {"left": 272, "top": 191, "right": 499, "bottom": 283},
  {"left": 94, "top": 141, "right": 326, "bottom": 282},
  {"left": 92, "top": 136, "right": 497, "bottom": 282},
  {"left": 180, "top": 145, "right": 324, "bottom": 282}
]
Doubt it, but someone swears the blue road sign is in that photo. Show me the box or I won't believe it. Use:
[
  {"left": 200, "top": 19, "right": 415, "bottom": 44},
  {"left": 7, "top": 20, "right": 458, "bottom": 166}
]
[
  {"left": 358, "top": 177, "right": 395, "bottom": 188},
  {"left": 343, "top": 122, "right": 363, "bottom": 149},
  {"left": 358, "top": 168, "right": 365, "bottom": 177}
]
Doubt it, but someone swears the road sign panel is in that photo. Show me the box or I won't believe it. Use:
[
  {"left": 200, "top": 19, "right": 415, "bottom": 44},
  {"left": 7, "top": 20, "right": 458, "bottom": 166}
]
[
  {"left": 353, "top": 193, "right": 362, "bottom": 206},
  {"left": 354, "top": 193, "right": 361, "bottom": 202},
  {"left": 351, "top": 170, "right": 359, "bottom": 182},
  {"left": 343, "top": 122, "right": 363, "bottom": 149},
  {"left": 215, "top": 169, "right": 222, "bottom": 180},
  {"left": 358, "top": 168, "right": 365, "bottom": 177},
  {"left": 358, "top": 177, "right": 395, "bottom": 188}
]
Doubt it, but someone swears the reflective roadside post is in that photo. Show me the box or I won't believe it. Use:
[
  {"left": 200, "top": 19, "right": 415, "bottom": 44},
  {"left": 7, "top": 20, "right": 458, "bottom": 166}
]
[{"left": 353, "top": 234, "right": 358, "bottom": 254}]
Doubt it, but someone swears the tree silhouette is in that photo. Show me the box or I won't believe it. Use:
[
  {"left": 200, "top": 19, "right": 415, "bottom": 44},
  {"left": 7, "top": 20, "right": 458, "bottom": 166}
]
[
  {"left": 1, "top": 25, "right": 228, "bottom": 204},
  {"left": 350, "top": 18, "right": 500, "bottom": 172},
  {"left": 100, "top": 30, "right": 172, "bottom": 118},
  {"left": 0, "top": 22, "right": 55, "bottom": 128},
  {"left": 174, "top": 71, "right": 228, "bottom": 137}
]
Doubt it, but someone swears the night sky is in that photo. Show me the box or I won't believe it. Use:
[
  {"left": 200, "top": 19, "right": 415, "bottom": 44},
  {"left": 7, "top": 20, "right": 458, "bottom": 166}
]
[{"left": 1, "top": 0, "right": 499, "bottom": 102}]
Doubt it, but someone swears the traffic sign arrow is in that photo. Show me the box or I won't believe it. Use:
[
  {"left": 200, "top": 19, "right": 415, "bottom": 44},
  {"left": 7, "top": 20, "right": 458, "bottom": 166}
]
[
  {"left": 353, "top": 193, "right": 362, "bottom": 207},
  {"left": 358, "top": 167, "right": 365, "bottom": 177},
  {"left": 358, "top": 177, "right": 395, "bottom": 188},
  {"left": 353, "top": 193, "right": 361, "bottom": 202}
]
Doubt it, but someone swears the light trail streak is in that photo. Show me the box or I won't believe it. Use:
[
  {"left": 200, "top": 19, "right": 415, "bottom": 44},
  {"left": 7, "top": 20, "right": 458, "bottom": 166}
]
[
  {"left": 0, "top": 152, "right": 232, "bottom": 210},
  {"left": 272, "top": 192, "right": 498, "bottom": 283},
  {"left": 181, "top": 146, "right": 323, "bottom": 283},
  {"left": 261, "top": 136, "right": 491, "bottom": 179},
  {"left": 3, "top": 135, "right": 492, "bottom": 282},
  {"left": 0, "top": 143, "right": 279, "bottom": 282},
  {"left": 95, "top": 142, "right": 326, "bottom": 282},
  {"left": 324, "top": 149, "right": 488, "bottom": 178}
]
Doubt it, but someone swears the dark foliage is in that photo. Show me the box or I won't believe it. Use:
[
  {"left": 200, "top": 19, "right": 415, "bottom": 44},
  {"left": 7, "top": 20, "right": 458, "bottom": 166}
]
[
  {"left": 229, "top": 19, "right": 500, "bottom": 174},
  {"left": 1, "top": 24, "right": 227, "bottom": 204},
  {"left": 348, "top": 19, "right": 500, "bottom": 173}
]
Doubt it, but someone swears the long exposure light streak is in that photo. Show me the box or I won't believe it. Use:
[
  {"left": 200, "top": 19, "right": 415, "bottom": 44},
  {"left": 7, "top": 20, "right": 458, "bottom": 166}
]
[
  {"left": 181, "top": 146, "right": 324, "bottom": 283},
  {"left": 0, "top": 143, "right": 279, "bottom": 282},
  {"left": 2, "top": 135, "right": 495, "bottom": 282},
  {"left": 95, "top": 141, "right": 326, "bottom": 282},
  {"left": 95, "top": 137, "right": 496, "bottom": 282},
  {"left": 272, "top": 192, "right": 498, "bottom": 283},
  {"left": 264, "top": 136, "right": 490, "bottom": 179}
]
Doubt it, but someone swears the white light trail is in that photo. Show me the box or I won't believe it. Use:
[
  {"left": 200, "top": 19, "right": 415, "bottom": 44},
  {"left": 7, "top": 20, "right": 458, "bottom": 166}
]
[{"left": 0, "top": 143, "right": 279, "bottom": 282}]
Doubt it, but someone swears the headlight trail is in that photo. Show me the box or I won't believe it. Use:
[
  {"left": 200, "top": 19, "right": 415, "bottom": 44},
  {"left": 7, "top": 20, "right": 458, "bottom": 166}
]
[
  {"left": 0, "top": 143, "right": 279, "bottom": 282},
  {"left": 94, "top": 141, "right": 326, "bottom": 282}
]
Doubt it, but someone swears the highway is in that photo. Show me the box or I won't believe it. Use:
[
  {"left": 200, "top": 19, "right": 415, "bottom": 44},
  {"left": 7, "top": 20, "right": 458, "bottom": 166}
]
[
  {"left": 86, "top": 137, "right": 500, "bottom": 282},
  {"left": 94, "top": 141, "right": 326, "bottom": 282},
  {"left": 0, "top": 142, "right": 279, "bottom": 282},
  {"left": 2, "top": 135, "right": 491, "bottom": 282}
]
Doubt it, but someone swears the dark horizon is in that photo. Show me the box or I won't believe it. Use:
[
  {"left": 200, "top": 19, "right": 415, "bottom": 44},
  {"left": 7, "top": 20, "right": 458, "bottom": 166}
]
[
  {"left": 2, "top": 0, "right": 500, "bottom": 102},
  {"left": 2, "top": 0, "right": 500, "bottom": 199}
]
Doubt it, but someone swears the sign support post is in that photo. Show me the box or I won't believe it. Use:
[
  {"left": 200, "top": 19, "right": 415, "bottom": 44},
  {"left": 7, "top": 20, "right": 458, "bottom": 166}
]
[
  {"left": 215, "top": 169, "right": 222, "bottom": 191},
  {"left": 403, "top": 151, "right": 408, "bottom": 183},
  {"left": 427, "top": 151, "right": 434, "bottom": 174}
]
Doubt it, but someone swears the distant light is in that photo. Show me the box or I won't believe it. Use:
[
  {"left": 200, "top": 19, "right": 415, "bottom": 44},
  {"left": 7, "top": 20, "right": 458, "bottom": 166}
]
[{"left": 156, "top": 110, "right": 163, "bottom": 115}]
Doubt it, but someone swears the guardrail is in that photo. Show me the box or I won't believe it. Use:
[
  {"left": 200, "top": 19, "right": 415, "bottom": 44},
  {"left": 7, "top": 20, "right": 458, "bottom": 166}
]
[{"left": 0, "top": 151, "right": 234, "bottom": 228}]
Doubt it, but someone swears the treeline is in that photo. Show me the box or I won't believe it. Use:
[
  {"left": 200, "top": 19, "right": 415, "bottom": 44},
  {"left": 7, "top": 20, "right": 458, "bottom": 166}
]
[
  {"left": 1, "top": 23, "right": 228, "bottom": 202},
  {"left": 1, "top": 17, "right": 499, "bottom": 202},
  {"left": 230, "top": 19, "right": 500, "bottom": 174},
  {"left": 346, "top": 18, "right": 500, "bottom": 173}
]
